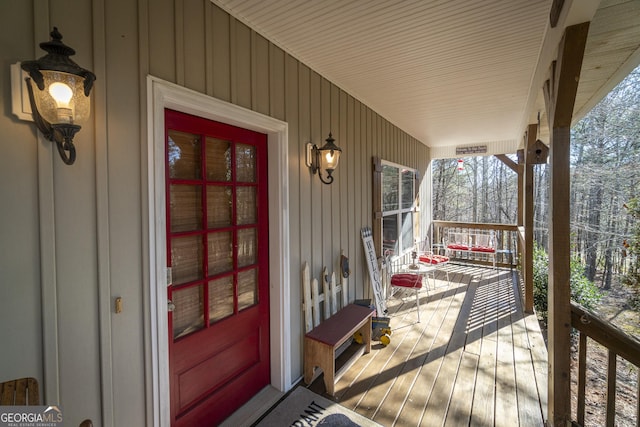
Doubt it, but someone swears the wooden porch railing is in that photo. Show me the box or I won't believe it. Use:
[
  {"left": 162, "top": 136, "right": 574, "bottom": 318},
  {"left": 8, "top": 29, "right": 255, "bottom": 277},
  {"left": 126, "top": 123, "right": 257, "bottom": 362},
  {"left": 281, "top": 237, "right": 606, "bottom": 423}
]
[{"left": 571, "top": 302, "right": 640, "bottom": 427}]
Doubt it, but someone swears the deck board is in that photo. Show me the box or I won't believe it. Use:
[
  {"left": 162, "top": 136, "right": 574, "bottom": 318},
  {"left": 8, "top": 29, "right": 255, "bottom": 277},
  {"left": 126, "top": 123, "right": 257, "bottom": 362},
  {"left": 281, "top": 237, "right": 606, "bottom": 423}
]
[
  {"left": 471, "top": 328, "right": 497, "bottom": 426},
  {"left": 356, "top": 296, "right": 439, "bottom": 421},
  {"left": 307, "top": 264, "right": 548, "bottom": 427},
  {"left": 510, "top": 271, "right": 546, "bottom": 427},
  {"left": 372, "top": 283, "right": 454, "bottom": 426},
  {"left": 390, "top": 282, "right": 465, "bottom": 425},
  {"left": 444, "top": 351, "right": 479, "bottom": 426},
  {"left": 495, "top": 273, "right": 519, "bottom": 427}
]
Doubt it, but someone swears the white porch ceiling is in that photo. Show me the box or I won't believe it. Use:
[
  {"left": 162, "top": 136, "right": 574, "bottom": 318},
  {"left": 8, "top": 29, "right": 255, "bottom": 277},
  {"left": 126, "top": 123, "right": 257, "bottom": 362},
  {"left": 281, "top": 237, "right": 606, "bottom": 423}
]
[{"left": 212, "top": 0, "right": 640, "bottom": 153}]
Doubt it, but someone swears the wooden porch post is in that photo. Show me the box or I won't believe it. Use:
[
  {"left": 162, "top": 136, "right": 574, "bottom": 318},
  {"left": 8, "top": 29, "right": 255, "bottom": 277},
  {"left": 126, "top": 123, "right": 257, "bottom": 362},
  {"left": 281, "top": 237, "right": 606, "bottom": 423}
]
[
  {"left": 517, "top": 156, "right": 524, "bottom": 228},
  {"left": 523, "top": 124, "right": 537, "bottom": 314},
  {"left": 543, "top": 22, "right": 590, "bottom": 427}
]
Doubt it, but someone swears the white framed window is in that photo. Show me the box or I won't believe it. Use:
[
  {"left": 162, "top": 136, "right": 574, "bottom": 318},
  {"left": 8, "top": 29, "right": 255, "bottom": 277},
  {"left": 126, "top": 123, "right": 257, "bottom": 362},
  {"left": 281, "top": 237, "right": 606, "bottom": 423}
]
[{"left": 380, "top": 160, "right": 417, "bottom": 256}]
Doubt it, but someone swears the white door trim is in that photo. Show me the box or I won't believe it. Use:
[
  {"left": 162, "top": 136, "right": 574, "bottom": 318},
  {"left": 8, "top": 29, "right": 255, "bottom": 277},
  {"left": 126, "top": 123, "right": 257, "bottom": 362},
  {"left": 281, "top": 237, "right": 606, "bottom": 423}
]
[{"left": 145, "top": 76, "right": 291, "bottom": 426}]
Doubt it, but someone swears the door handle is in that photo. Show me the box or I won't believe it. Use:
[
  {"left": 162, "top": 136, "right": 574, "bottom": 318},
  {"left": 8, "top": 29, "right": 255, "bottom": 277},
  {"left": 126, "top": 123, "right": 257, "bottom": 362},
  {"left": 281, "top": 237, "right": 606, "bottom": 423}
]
[{"left": 168, "top": 300, "right": 176, "bottom": 312}]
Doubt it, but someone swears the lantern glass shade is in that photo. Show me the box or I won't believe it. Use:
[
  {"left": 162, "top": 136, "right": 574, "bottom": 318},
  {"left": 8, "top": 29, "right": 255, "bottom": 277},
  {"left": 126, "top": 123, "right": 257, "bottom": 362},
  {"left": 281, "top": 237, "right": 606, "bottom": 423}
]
[
  {"left": 306, "top": 132, "right": 342, "bottom": 184},
  {"left": 319, "top": 147, "right": 340, "bottom": 172},
  {"left": 31, "top": 70, "right": 90, "bottom": 126}
]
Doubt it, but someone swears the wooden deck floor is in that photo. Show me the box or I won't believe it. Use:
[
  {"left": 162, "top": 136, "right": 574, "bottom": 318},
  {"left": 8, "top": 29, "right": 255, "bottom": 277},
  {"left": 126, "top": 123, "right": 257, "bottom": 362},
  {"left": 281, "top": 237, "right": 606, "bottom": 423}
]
[{"left": 308, "top": 264, "right": 548, "bottom": 427}]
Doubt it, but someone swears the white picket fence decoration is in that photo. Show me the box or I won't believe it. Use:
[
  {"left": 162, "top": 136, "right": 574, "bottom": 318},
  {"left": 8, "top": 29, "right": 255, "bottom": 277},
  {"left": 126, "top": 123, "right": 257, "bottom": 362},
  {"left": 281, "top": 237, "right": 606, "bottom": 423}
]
[{"left": 302, "top": 258, "right": 349, "bottom": 333}]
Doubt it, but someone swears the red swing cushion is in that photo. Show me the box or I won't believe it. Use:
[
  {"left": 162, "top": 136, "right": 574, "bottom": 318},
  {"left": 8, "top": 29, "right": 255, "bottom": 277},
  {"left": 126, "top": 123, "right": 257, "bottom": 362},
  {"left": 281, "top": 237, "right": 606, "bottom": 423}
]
[
  {"left": 471, "top": 245, "right": 495, "bottom": 253},
  {"left": 447, "top": 243, "right": 469, "bottom": 250},
  {"left": 391, "top": 273, "right": 422, "bottom": 289}
]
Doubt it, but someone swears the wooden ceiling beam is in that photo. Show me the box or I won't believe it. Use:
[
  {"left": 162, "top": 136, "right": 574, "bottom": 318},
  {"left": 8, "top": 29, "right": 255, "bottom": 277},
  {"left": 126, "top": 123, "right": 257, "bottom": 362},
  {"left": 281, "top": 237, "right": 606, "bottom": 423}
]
[
  {"left": 494, "top": 154, "right": 518, "bottom": 173},
  {"left": 550, "top": 0, "right": 565, "bottom": 28}
]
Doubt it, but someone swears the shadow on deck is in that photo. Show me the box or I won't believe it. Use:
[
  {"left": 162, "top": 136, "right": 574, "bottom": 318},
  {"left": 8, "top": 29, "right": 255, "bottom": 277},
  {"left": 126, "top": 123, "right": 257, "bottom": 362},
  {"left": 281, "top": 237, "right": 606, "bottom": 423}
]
[{"left": 307, "top": 264, "right": 548, "bottom": 427}]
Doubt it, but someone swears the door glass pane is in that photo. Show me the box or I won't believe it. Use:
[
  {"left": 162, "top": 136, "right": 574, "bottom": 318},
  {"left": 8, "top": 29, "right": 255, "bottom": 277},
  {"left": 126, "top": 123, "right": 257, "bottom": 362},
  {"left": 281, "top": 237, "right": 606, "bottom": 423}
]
[
  {"left": 168, "top": 130, "right": 201, "bottom": 180},
  {"left": 208, "top": 277, "right": 234, "bottom": 323},
  {"left": 207, "top": 232, "right": 233, "bottom": 275},
  {"left": 172, "top": 235, "right": 203, "bottom": 284},
  {"left": 236, "top": 187, "right": 256, "bottom": 225},
  {"left": 401, "top": 169, "right": 414, "bottom": 209},
  {"left": 170, "top": 185, "right": 202, "bottom": 233},
  {"left": 206, "top": 137, "right": 231, "bottom": 182},
  {"left": 236, "top": 144, "right": 256, "bottom": 182},
  {"left": 237, "top": 228, "right": 256, "bottom": 267},
  {"left": 238, "top": 269, "right": 258, "bottom": 311},
  {"left": 172, "top": 285, "right": 204, "bottom": 339},
  {"left": 207, "top": 186, "right": 232, "bottom": 228},
  {"left": 382, "top": 165, "right": 399, "bottom": 212}
]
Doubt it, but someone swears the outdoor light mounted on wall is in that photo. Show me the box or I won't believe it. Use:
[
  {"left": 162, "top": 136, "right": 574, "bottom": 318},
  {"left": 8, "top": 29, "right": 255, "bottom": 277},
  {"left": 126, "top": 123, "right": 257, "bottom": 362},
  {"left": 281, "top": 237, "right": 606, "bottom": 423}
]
[
  {"left": 306, "top": 133, "right": 342, "bottom": 185},
  {"left": 20, "top": 27, "right": 96, "bottom": 165}
]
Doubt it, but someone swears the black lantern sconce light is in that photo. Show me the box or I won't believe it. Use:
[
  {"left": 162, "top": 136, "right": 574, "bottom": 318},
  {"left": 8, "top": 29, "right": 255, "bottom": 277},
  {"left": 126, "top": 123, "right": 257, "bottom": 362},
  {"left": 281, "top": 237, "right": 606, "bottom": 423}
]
[
  {"left": 306, "top": 133, "right": 342, "bottom": 185},
  {"left": 20, "top": 27, "right": 96, "bottom": 165}
]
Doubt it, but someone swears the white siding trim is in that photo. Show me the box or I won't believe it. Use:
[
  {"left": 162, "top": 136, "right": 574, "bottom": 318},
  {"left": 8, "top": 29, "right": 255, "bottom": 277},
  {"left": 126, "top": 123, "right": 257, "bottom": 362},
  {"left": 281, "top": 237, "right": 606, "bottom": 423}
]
[
  {"left": 92, "top": 0, "right": 114, "bottom": 425},
  {"left": 146, "top": 76, "right": 291, "bottom": 426}
]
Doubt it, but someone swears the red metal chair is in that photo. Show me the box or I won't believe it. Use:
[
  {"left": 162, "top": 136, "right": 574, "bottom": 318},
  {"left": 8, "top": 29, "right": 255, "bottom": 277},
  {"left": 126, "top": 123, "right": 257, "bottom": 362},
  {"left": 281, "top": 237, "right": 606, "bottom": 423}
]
[
  {"left": 416, "top": 239, "right": 450, "bottom": 285},
  {"left": 386, "top": 253, "right": 424, "bottom": 322}
]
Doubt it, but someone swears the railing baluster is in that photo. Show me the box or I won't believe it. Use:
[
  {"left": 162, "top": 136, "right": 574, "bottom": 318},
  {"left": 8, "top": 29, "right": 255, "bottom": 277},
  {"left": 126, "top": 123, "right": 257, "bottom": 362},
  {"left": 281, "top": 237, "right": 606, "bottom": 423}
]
[
  {"left": 636, "top": 370, "right": 639, "bottom": 427},
  {"left": 577, "top": 332, "right": 587, "bottom": 426},
  {"left": 606, "top": 349, "right": 617, "bottom": 427},
  {"left": 570, "top": 303, "right": 640, "bottom": 427}
]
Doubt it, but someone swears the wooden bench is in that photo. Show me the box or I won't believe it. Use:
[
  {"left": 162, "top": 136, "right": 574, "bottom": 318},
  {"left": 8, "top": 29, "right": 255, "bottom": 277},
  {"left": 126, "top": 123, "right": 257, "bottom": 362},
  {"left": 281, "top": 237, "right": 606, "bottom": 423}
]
[
  {"left": 0, "top": 377, "right": 39, "bottom": 405},
  {"left": 303, "top": 303, "right": 373, "bottom": 396},
  {"left": 302, "top": 256, "right": 375, "bottom": 395}
]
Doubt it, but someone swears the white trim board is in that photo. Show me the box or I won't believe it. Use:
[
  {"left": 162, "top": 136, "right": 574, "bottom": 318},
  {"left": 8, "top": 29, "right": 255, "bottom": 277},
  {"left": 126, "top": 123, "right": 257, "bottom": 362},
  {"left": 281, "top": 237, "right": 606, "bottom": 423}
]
[{"left": 145, "top": 76, "right": 292, "bottom": 426}]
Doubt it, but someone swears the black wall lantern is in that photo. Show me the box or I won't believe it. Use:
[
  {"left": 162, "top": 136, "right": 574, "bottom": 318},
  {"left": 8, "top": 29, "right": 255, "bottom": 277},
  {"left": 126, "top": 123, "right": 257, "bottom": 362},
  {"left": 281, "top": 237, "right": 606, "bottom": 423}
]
[
  {"left": 306, "top": 133, "right": 342, "bottom": 185},
  {"left": 20, "top": 27, "right": 96, "bottom": 165}
]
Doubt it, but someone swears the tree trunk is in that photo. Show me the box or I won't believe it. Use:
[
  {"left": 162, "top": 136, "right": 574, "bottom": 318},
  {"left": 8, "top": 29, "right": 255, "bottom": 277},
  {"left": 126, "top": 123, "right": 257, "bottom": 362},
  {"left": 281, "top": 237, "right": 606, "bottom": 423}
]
[
  {"left": 603, "top": 247, "right": 613, "bottom": 289},
  {"left": 585, "top": 178, "right": 603, "bottom": 282}
]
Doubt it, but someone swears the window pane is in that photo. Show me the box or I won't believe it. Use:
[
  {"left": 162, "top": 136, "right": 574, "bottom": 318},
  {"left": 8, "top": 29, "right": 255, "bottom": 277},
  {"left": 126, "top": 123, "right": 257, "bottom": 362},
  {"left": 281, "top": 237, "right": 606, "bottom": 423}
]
[
  {"left": 382, "top": 215, "right": 399, "bottom": 255},
  {"left": 171, "top": 235, "right": 203, "bottom": 284},
  {"left": 206, "top": 137, "right": 231, "bottom": 182},
  {"left": 236, "top": 187, "right": 256, "bottom": 225},
  {"left": 170, "top": 185, "right": 202, "bottom": 233},
  {"left": 207, "top": 232, "right": 233, "bottom": 275},
  {"left": 238, "top": 269, "right": 258, "bottom": 311},
  {"left": 172, "top": 285, "right": 204, "bottom": 339},
  {"left": 401, "top": 212, "right": 414, "bottom": 252},
  {"left": 401, "top": 169, "right": 415, "bottom": 209},
  {"left": 168, "top": 130, "right": 201, "bottom": 180},
  {"left": 382, "top": 165, "right": 399, "bottom": 212},
  {"left": 237, "top": 228, "right": 257, "bottom": 267},
  {"left": 208, "top": 277, "right": 234, "bottom": 323},
  {"left": 236, "top": 144, "right": 256, "bottom": 183},
  {"left": 206, "top": 186, "right": 232, "bottom": 228}
]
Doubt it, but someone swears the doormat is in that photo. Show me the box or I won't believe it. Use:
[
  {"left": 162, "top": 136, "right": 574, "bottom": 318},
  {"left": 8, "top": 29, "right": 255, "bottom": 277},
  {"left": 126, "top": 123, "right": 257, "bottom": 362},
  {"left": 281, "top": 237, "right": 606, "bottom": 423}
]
[{"left": 255, "top": 386, "right": 382, "bottom": 427}]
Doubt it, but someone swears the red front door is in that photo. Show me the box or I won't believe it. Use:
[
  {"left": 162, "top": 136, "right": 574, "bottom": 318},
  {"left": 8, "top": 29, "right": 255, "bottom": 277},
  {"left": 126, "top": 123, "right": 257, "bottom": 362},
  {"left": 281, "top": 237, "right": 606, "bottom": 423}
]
[{"left": 165, "top": 109, "right": 270, "bottom": 426}]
